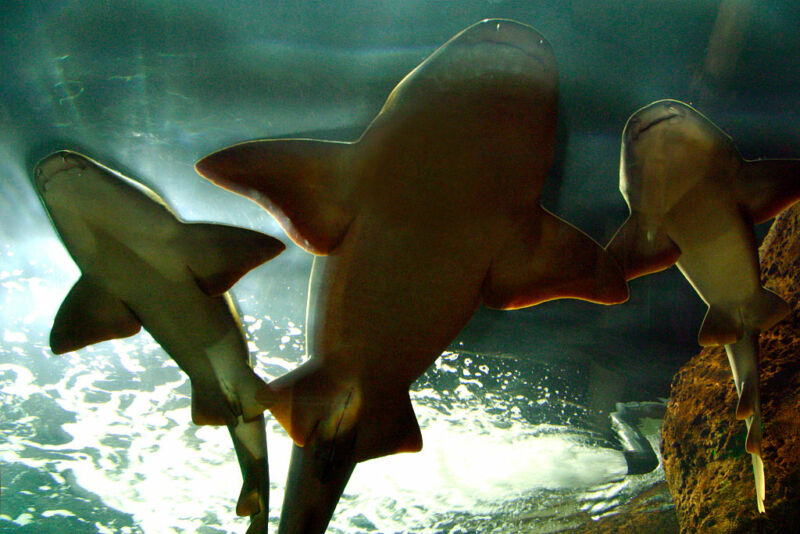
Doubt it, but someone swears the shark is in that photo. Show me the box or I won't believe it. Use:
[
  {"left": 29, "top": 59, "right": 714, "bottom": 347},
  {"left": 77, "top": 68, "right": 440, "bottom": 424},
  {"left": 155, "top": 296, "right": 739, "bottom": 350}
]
[
  {"left": 196, "top": 18, "right": 629, "bottom": 532},
  {"left": 606, "top": 99, "right": 800, "bottom": 512},
  {"left": 35, "top": 150, "right": 285, "bottom": 532}
]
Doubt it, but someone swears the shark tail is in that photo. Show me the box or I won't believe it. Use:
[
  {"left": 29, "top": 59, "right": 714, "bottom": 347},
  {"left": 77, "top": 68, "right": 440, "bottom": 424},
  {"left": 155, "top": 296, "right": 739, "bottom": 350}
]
[
  {"left": 262, "top": 362, "right": 422, "bottom": 464},
  {"left": 750, "top": 446, "right": 766, "bottom": 514},
  {"left": 745, "top": 405, "right": 766, "bottom": 513},
  {"left": 725, "top": 331, "right": 767, "bottom": 514},
  {"left": 228, "top": 414, "right": 270, "bottom": 521}
]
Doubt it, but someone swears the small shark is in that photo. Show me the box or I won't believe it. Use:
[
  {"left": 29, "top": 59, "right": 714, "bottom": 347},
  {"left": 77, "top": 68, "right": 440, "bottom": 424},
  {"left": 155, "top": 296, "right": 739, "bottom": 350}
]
[
  {"left": 607, "top": 99, "right": 800, "bottom": 512},
  {"left": 197, "top": 18, "right": 628, "bottom": 532},
  {"left": 35, "top": 150, "right": 285, "bottom": 532}
]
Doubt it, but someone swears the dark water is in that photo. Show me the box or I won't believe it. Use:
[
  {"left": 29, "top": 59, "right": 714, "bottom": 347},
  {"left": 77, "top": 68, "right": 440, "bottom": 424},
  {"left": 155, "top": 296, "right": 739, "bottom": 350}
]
[{"left": 2, "top": 1, "right": 798, "bottom": 532}]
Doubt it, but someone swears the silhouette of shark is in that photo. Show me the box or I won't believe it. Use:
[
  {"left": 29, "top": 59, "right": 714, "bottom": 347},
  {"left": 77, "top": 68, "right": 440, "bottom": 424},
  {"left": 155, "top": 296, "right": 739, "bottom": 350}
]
[
  {"left": 607, "top": 99, "right": 800, "bottom": 512},
  {"left": 35, "top": 150, "right": 284, "bottom": 532},
  {"left": 197, "top": 19, "right": 629, "bottom": 532}
]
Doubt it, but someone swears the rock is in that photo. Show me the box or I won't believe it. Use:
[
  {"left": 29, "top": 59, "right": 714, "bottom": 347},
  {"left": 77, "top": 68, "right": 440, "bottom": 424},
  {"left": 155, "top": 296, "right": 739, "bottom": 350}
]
[{"left": 662, "top": 203, "right": 800, "bottom": 532}]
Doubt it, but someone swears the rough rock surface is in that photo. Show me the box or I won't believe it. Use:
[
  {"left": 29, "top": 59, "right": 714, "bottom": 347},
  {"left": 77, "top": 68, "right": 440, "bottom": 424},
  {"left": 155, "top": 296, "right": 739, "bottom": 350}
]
[{"left": 662, "top": 204, "right": 800, "bottom": 532}]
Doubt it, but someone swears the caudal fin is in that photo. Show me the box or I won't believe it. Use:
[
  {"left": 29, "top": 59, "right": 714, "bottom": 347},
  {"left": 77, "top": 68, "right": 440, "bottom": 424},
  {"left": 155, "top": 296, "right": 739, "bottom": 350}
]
[
  {"left": 751, "top": 450, "right": 766, "bottom": 514},
  {"left": 227, "top": 414, "right": 270, "bottom": 521},
  {"left": 746, "top": 413, "right": 766, "bottom": 514},
  {"left": 262, "top": 362, "right": 422, "bottom": 463},
  {"left": 724, "top": 331, "right": 766, "bottom": 514}
]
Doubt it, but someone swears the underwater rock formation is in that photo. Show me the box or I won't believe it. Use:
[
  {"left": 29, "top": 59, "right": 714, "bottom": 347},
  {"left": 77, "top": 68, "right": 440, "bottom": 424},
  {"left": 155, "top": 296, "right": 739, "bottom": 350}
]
[{"left": 662, "top": 203, "right": 800, "bottom": 532}]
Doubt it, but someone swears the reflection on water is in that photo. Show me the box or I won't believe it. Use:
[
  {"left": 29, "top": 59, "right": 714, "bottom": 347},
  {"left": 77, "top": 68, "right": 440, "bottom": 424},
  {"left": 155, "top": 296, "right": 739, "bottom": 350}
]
[
  {"left": 0, "top": 249, "right": 667, "bottom": 533},
  {"left": 4, "top": 1, "right": 798, "bottom": 531}
]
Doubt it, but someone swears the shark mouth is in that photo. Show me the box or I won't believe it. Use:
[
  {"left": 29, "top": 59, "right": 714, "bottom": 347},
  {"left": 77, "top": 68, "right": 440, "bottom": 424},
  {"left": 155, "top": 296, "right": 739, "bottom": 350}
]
[
  {"left": 636, "top": 112, "right": 680, "bottom": 136},
  {"left": 35, "top": 152, "right": 86, "bottom": 193}
]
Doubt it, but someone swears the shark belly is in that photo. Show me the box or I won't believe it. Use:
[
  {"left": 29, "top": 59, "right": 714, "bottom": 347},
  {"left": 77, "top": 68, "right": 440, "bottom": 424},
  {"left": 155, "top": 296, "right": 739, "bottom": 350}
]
[
  {"left": 666, "top": 185, "right": 761, "bottom": 310},
  {"left": 310, "top": 212, "right": 490, "bottom": 391},
  {"left": 86, "top": 237, "right": 258, "bottom": 422}
]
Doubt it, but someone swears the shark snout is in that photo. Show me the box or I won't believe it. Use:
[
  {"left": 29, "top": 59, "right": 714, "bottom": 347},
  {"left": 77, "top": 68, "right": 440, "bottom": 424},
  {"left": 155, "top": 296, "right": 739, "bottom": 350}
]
[
  {"left": 625, "top": 100, "right": 687, "bottom": 142},
  {"left": 459, "top": 19, "right": 554, "bottom": 66},
  {"left": 35, "top": 150, "right": 87, "bottom": 193}
]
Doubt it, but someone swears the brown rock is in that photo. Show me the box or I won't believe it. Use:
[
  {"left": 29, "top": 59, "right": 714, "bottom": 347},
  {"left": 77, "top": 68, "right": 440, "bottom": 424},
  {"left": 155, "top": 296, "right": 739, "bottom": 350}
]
[{"left": 662, "top": 203, "right": 800, "bottom": 532}]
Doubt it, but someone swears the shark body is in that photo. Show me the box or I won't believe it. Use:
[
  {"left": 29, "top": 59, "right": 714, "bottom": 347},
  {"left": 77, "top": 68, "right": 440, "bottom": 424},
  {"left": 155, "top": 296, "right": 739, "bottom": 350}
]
[
  {"left": 197, "top": 19, "right": 628, "bottom": 532},
  {"left": 607, "top": 99, "right": 800, "bottom": 512},
  {"left": 36, "top": 150, "right": 284, "bottom": 532}
]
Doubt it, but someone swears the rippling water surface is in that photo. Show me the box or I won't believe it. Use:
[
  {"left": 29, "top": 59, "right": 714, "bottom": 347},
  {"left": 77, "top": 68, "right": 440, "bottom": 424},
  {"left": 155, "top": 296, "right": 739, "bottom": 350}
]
[
  {"left": 0, "top": 241, "right": 668, "bottom": 533},
  {"left": 5, "top": 1, "right": 797, "bottom": 531}
]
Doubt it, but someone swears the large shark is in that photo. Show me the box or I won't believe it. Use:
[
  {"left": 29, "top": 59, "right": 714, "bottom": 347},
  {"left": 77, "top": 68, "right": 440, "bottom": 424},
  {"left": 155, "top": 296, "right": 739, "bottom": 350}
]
[
  {"left": 35, "top": 150, "right": 285, "bottom": 532},
  {"left": 607, "top": 99, "right": 800, "bottom": 512},
  {"left": 197, "top": 18, "right": 629, "bottom": 532}
]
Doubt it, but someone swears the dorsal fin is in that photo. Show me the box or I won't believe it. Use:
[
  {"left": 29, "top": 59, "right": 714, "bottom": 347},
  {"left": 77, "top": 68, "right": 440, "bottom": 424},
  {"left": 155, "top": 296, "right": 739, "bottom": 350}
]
[
  {"left": 482, "top": 208, "right": 629, "bottom": 309},
  {"left": 196, "top": 139, "right": 356, "bottom": 254},
  {"left": 50, "top": 276, "right": 141, "bottom": 354},
  {"left": 735, "top": 158, "right": 800, "bottom": 224},
  {"left": 180, "top": 223, "right": 285, "bottom": 296}
]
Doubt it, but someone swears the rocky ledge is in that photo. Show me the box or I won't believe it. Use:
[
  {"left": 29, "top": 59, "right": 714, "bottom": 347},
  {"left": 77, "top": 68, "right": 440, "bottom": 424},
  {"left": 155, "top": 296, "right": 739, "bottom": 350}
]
[{"left": 662, "top": 203, "right": 800, "bottom": 532}]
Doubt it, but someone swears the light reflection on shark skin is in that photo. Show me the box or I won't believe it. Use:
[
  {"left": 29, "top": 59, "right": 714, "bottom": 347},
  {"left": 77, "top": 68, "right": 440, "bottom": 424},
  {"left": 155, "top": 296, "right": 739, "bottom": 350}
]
[
  {"left": 35, "top": 150, "right": 285, "bottom": 532},
  {"left": 197, "top": 18, "right": 630, "bottom": 533},
  {"left": 607, "top": 99, "right": 800, "bottom": 513}
]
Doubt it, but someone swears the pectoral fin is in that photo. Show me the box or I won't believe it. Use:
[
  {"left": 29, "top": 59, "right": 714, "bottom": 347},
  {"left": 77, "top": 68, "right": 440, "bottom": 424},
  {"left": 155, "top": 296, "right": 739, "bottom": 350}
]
[
  {"left": 50, "top": 276, "right": 141, "bottom": 354},
  {"left": 482, "top": 208, "right": 629, "bottom": 309},
  {"left": 182, "top": 223, "right": 285, "bottom": 296},
  {"left": 195, "top": 139, "right": 356, "bottom": 254},
  {"left": 735, "top": 158, "right": 800, "bottom": 224},
  {"left": 742, "top": 287, "right": 791, "bottom": 333},
  {"left": 606, "top": 211, "right": 681, "bottom": 280}
]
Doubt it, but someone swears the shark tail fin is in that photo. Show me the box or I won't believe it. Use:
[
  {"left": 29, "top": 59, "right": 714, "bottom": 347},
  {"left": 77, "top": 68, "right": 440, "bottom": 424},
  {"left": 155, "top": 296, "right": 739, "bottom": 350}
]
[
  {"left": 605, "top": 211, "right": 681, "bottom": 280},
  {"left": 735, "top": 158, "right": 800, "bottom": 224},
  {"left": 698, "top": 306, "right": 743, "bottom": 346},
  {"left": 263, "top": 362, "right": 422, "bottom": 463},
  {"left": 195, "top": 139, "right": 355, "bottom": 254},
  {"left": 746, "top": 412, "right": 766, "bottom": 514},
  {"left": 751, "top": 449, "right": 766, "bottom": 514},
  {"left": 742, "top": 287, "right": 791, "bottom": 332},
  {"left": 228, "top": 414, "right": 269, "bottom": 520}
]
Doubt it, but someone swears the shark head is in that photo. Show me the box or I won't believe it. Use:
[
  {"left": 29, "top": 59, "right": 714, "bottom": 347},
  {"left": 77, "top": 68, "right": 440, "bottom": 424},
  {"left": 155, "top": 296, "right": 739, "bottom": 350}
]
[
  {"left": 36, "top": 150, "right": 172, "bottom": 228},
  {"left": 35, "top": 150, "right": 90, "bottom": 202},
  {"left": 620, "top": 99, "right": 738, "bottom": 209},
  {"left": 403, "top": 18, "right": 557, "bottom": 92},
  {"left": 375, "top": 19, "right": 558, "bottom": 146}
]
